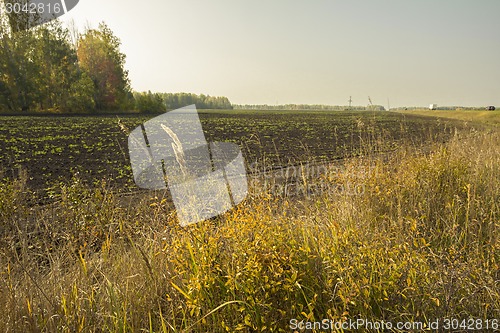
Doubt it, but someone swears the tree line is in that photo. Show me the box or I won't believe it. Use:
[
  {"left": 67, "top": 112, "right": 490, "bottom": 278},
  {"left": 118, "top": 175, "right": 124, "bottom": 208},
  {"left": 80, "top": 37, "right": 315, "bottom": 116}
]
[
  {"left": 233, "top": 104, "right": 386, "bottom": 111},
  {"left": 134, "top": 91, "right": 233, "bottom": 113},
  {"left": 0, "top": 6, "right": 134, "bottom": 113},
  {"left": 0, "top": 9, "right": 233, "bottom": 114}
]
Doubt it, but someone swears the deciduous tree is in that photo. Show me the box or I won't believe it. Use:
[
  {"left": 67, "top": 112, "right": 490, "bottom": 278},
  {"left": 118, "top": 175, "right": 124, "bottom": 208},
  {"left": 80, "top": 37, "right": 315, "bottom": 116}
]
[{"left": 77, "top": 23, "right": 131, "bottom": 111}]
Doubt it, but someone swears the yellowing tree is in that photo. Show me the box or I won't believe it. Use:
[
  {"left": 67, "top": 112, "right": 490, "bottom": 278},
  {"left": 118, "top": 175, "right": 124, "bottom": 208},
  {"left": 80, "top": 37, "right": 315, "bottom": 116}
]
[{"left": 77, "top": 23, "right": 131, "bottom": 111}]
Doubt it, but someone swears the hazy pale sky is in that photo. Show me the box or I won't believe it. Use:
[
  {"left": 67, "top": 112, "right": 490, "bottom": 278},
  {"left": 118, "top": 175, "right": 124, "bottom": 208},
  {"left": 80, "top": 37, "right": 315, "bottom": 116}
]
[{"left": 61, "top": 0, "right": 500, "bottom": 107}]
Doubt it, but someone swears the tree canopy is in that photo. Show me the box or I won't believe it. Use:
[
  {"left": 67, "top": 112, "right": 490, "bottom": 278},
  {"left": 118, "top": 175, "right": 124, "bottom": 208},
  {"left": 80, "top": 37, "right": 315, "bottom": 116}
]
[
  {"left": 77, "top": 23, "right": 132, "bottom": 111},
  {"left": 0, "top": 10, "right": 132, "bottom": 113}
]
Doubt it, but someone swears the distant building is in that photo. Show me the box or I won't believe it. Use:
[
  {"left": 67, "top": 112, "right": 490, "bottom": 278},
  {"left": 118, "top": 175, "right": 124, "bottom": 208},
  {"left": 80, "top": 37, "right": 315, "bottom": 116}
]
[
  {"left": 429, "top": 104, "right": 437, "bottom": 110},
  {"left": 487, "top": 106, "right": 496, "bottom": 111}
]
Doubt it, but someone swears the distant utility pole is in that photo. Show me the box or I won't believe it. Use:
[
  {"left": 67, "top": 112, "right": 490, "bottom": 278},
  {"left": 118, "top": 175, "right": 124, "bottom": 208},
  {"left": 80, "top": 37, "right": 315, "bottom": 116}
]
[
  {"left": 387, "top": 98, "right": 390, "bottom": 111},
  {"left": 348, "top": 96, "right": 352, "bottom": 110},
  {"left": 368, "top": 96, "right": 373, "bottom": 110}
]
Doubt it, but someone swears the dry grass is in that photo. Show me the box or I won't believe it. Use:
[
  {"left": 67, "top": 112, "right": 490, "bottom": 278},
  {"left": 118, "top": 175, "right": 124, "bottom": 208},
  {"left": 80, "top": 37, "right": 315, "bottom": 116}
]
[
  {"left": 0, "top": 126, "right": 499, "bottom": 332},
  {"left": 400, "top": 109, "right": 500, "bottom": 126}
]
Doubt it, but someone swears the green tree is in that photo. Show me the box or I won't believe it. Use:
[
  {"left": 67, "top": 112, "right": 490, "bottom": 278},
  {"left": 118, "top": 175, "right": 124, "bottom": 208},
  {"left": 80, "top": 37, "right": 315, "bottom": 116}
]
[
  {"left": 0, "top": 7, "right": 95, "bottom": 113},
  {"left": 0, "top": 17, "right": 40, "bottom": 112},
  {"left": 31, "top": 23, "right": 86, "bottom": 111},
  {"left": 160, "top": 92, "right": 233, "bottom": 110},
  {"left": 66, "top": 72, "right": 96, "bottom": 112},
  {"left": 134, "top": 91, "right": 166, "bottom": 114}
]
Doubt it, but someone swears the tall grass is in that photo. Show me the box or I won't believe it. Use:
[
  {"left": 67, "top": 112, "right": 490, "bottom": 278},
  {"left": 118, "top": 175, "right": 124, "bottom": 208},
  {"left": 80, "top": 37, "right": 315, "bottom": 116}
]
[
  {"left": 0, "top": 128, "right": 499, "bottom": 332},
  {"left": 401, "top": 109, "right": 500, "bottom": 126}
]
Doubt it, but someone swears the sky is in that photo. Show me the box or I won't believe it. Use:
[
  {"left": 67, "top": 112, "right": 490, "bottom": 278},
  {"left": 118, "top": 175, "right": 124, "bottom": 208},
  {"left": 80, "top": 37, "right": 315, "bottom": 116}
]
[{"left": 60, "top": 0, "right": 500, "bottom": 108}]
